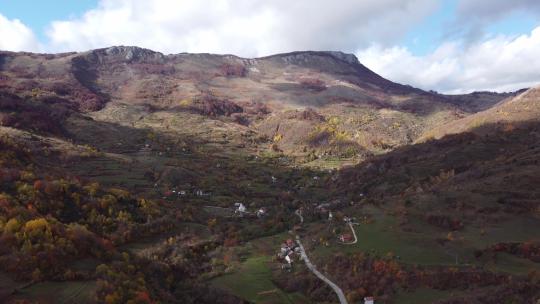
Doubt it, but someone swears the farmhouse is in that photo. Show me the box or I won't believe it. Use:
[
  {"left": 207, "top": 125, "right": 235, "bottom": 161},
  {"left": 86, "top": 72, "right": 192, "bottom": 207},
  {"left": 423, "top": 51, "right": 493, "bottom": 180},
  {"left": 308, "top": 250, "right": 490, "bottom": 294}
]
[
  {"left": 277, "top": 238, "right": 301, "bottom": 271},
  {"left": 339, "top": 233, "right": 353, "bottom": 243},
  {"left": 256, "top": 207, "right": 266, "bottom": 218},
  {"left": 235, "top": 202, "right": 247, "bottom": 214}
]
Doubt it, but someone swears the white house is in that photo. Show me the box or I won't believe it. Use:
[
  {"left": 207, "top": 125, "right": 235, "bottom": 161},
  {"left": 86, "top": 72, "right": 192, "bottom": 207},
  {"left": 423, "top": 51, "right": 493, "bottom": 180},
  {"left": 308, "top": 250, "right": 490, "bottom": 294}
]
[
  {"left": 235, "top": 203, "right": 247, "bottom": 214},
  {"left": 256, "top": 208, "right": 266, "bottom": 218}
]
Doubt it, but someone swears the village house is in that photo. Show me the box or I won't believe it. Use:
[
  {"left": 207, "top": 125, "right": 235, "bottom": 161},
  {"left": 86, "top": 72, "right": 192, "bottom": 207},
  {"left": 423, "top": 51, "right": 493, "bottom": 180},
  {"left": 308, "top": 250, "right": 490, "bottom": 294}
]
[
  {"left": 278, "top": 238, "right": 301, "bottom": 271},
  {"left": 234, "top": 202, "right": 247, "bottom": 216},
  {"left": 339, "top": 233, "right": 353, "bottom": 243},
  {"left": 195, "top": 189, "right": 210, "bottom": 196},
  {"left": 256, "top": 207, "right": 266, "bottom": 218}
]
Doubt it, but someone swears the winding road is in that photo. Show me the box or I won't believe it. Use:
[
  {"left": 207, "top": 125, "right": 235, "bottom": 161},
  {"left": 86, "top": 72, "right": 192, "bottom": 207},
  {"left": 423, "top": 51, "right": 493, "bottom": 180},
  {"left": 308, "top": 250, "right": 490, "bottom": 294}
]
[
  {"left": 295, "top": 236, "right": 348, "bottom": 304},
  {"left": 207, "top": 207, "right": 350, "bottom": 303},
  {"left": 293, "top": 209, "right": 348, "bottom": 304}
]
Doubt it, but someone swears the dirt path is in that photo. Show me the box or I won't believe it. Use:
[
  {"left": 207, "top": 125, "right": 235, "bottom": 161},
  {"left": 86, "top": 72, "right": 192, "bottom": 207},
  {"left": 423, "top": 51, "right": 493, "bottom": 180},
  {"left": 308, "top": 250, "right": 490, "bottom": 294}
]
[
  {"left": 342, "top": 222, "right": 358, "bottom": 245},
  {"left": 295, "top": 236, "right": 348, "bottom": 304},
  {"left": 294, "top": 209, "right": 304, "bottom": 224}
]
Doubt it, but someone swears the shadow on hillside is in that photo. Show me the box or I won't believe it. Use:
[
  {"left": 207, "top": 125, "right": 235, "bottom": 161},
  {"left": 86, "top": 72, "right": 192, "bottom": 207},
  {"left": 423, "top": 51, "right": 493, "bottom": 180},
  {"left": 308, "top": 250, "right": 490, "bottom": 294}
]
[
  {"left": 55, "top": 112, "right": 334, "bottom": 209},
  {"left": 335, "top": 120, "right": 540, "bottom": 210}
]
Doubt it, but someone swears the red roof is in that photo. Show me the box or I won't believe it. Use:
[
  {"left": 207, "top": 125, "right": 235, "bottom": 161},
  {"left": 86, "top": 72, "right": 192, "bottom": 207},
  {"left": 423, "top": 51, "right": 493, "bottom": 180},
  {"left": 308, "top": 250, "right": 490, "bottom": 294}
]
[{"left": 340, "top": 234, "right": 353, "bottom": 242}]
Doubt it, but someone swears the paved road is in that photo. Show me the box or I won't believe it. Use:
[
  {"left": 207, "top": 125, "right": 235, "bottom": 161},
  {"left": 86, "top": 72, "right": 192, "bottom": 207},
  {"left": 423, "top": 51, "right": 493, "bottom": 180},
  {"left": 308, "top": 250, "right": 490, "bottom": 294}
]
[{"left": 295, "top": 236, "right": 348, "bottom": 304}]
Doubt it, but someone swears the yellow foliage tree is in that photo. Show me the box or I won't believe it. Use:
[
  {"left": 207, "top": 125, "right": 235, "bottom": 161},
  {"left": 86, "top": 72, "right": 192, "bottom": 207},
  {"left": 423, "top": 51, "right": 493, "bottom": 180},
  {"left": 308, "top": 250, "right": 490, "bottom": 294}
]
[
  {"left": 24, "top": 218, "right": 50, "bottom": 232},
  {"left": 4, "top": 218, "right": 21, "bottom": 233}
]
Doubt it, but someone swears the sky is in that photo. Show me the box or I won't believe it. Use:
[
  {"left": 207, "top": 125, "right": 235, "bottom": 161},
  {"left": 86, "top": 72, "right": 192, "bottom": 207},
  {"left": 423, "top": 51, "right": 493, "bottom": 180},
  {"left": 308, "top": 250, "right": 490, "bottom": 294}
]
[{"left": 1, "top": 0, "right": 540, "bottom": 94}]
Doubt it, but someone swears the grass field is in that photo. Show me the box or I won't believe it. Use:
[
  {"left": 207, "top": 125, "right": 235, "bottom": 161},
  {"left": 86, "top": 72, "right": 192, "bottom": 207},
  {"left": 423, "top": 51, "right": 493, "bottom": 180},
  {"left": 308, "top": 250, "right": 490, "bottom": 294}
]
[
  {"left": 210, "top": 232, "right": 311, "bottom": 304},
  {"left": 308, "top": 203, "right": 540, "bottom": 274},
  {"left": 484, "top": 252, "right": 540, "bottom": 275},
  {"left": 121, "top": 222, "right": 211, "bottom": 254},
  {"left": 10, "top": 280, "right": 97, "bottom": 304},
  {"left": 211, "top": 255, "right": 309, "bottom": 304},
  {"left": 311, "top": 211, "right": 455, "bottom": 266}
]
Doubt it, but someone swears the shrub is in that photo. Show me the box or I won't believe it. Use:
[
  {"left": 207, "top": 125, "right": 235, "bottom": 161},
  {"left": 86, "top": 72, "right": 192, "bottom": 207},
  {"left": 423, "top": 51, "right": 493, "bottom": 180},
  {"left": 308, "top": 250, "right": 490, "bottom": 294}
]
[{"left": 299, "top": 78, "right": 326, "bottom": 92}]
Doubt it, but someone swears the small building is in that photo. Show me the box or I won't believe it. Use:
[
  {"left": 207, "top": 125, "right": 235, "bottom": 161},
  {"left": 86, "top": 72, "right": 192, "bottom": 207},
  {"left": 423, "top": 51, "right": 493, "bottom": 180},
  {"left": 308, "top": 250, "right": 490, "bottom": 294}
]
[
  {"left": 238, "top": 203, "right": 246, "bottom": 213},
  {"left": 339, "top": 234, "right": 353, "bottom": 243},
  {"left": 256, "top": 207, "right": 266, "bottom": 218},
  {"left": 235, "top": 203, "right": 247, "bottom": 215},
  {"left": 280, "top": 245, "right": 289, "bottom": 256},
  {"left": 277, "top": 238, "right": 300, "bottom": 271},
  {"left": 285, "top": 254, "right": 292, "bottom": 264}
]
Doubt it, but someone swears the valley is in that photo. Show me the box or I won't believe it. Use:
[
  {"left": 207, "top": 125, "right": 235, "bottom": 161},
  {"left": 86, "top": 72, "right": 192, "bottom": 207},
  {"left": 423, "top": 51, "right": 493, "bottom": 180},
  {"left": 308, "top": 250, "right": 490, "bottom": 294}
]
[{"left": 0, "top": 47, "right": 539, "bottom": 303}]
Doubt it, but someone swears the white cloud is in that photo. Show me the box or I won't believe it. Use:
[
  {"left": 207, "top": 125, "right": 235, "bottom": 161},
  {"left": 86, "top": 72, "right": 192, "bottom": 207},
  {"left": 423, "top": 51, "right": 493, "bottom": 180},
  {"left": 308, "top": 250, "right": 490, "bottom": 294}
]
[
  {"left": 453, "top": 0, "right": 540, "bottom": 42},
  {"left": 456, "top": 0, "right": 540, "bottom": 21},
  {"left": 356, "top": 26, "right": 540, "bottom": 94},
  {"left": 0, "top": 14, "right": 39, "bottom": 52},
  {"left": 45, "top": 0, "right": 437, "bottom": 56}
]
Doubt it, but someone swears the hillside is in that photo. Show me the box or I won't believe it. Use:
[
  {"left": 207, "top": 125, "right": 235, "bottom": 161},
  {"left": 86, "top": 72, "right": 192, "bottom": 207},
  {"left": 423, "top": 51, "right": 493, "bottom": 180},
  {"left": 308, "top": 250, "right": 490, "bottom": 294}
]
[
  {"left": 437, "top": 90, "right": 525, "bottom": 113},
  {"left": 0, "top": 47, "right": 539, "bottom": 304},
  {"left": 1, "top": 46, "right": 512, "bottom": 166},
  {"left": 421, "top": 87, "right": 540, "bottom": 141}
]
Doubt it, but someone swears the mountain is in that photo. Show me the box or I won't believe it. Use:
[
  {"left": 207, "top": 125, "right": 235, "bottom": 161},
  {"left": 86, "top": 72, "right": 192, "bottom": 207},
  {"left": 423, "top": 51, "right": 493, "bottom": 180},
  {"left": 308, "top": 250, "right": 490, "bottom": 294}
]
[
  {"left": 1, "top": 46, "right": 510, "bottom": 164},
  {"left": 0, "top": 47, "right": 539, "bottom": 304}
]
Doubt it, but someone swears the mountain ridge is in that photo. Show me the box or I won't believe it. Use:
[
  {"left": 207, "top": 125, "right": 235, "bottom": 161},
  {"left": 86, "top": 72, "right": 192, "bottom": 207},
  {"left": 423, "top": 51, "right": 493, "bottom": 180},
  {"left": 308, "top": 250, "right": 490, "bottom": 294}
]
[{"left": 0, "top": 46, "right": 527, "bottom": 162}]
